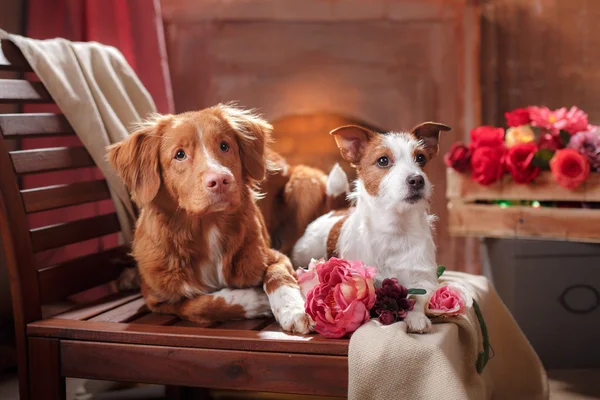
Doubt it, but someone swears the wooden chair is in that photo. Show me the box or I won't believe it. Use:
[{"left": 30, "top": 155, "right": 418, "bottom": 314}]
[{"left": 0, "top": 40, "right": 348, "bottom": 400}]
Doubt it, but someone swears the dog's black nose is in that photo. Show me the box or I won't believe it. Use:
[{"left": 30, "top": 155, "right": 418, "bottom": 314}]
[{"left": 407, "top": 174, "right": 424, "bottom": 191}]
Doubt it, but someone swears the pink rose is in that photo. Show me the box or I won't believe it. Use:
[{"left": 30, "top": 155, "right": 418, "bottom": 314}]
[
  {"left": 426, "top": 282, "right": 473, "bottom": 317},
  {"left": 305, "top": 258, "right": 377, "bottom": 338},
  {"left": 530, "top": 106, "right": 589, "bottom": 135},
  {"left": 562, "top": 106, "right": 589, "bottom": 134},
  {"left": 296, "top": 258, "right": 323, "bottom": 298}
]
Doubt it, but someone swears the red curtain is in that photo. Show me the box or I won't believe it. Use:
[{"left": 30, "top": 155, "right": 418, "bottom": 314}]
[{"left": 22, "top": 0, "right": 172, "bottom": 270}]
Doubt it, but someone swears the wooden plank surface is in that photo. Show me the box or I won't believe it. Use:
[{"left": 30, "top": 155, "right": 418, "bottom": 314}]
[
  {"left": 10, "top": 147, "right": 94, "bottom": 174},
  {"left": 0, "top": 79, "right": 52, "bottom": 104},
  {"left": 60, "top": 341, "right": 348, "bottom": 397},
  {"left": 30, "top": 213, "right": 121, "bottom": 252},
  {"left": 130, "top": 313, "right": 180, "bottom": 326},
  {"left": 448, "top": 203, "right": 600, "bottom": 243},
  {"left": 0, "top": 113, "right": 75, "bottom": 138},
  {"left": 215, "top": 319, "right": 273, "bottom": 331},
  {"left": 447, "top": 169, "right": 600, "bottom": 202},
  {"left": 28, "top": 318, "right": 350, "bottom": 356},
  {"left": 21, "top": 180, "right": 111, "bottom": 213},
  {"left": 89, "top": 297, "right": 149, "bottom": 323},
  {"left": 51, "top": 292, "right": 142, "bottom": 321}
]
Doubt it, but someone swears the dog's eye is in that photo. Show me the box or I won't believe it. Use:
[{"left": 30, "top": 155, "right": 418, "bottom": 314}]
[
  {"left": 175, "top": 150, "right": 187, "bottom": 160},
  {"left": 220, "top": 142, "right": 230, "bottom": 152},
  {"left": 415, "top": 153, "right": 427, "bottom": 166},
  {"left": 376, "top": 156, "right": 389, "bottom": 168}
]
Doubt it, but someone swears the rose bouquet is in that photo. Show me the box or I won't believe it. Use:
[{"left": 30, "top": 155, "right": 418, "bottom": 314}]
[
  {"left": 445, "top": 106, "right": 599, "bottom": 190},
  {"left": 297, "top": 258, "right": 429, "bottom": 337}
]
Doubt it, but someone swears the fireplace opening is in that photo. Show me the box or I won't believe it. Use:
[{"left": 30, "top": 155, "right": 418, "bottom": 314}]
[{"left": 271, "top": 113, "right": 385, "bottom": 180}]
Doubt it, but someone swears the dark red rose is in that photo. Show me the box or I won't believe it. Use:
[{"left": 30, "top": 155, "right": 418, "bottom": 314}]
[
  {"left": 538, "top": 132, "right": 563, "bottom": 151},
  {"left": 470, "top": 147, "right": 505, "bottom": 185},
  {"left": 444, "top": 143, "right": 471, "bottom": 173},
  {"left": 469, "top": 126, "right": 505, "bottom": 150},
  {"left": 505, "top": 107, "right": 532, "bottom": 127},
  {"left": 372, "top": 278, "right": 415, "bottom": 324},
  {"left": 378, "top": 310, "right": 396, "bottom": 325},
  {"left": 504, "top": 143, "right": 541, "bottom": 184}
]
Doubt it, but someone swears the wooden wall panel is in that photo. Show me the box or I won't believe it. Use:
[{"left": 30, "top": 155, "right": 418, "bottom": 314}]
[
  {"left": 161, "top": 0, "right": 481, "bottom": 273},
  {"left": 481, "top": 0, "right": 600, "bottom": 125}
]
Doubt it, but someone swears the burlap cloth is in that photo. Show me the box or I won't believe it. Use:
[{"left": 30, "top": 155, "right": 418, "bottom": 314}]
[{"left": 349, "top": 271, "right": 548, "bottom": 399}]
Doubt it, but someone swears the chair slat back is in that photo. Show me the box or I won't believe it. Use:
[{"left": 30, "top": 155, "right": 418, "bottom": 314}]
[
  {"left": 0, "top": 79, "right": 52, "bottom": 104},
  {"left": 0, "top": 40, "right": 132, "bottom": 326},
  {"left": 10, "top": 146, "right": 96, "bottom": 174},
  {"left": 0, "top": 113, "right": 76, "bottom": 138}
]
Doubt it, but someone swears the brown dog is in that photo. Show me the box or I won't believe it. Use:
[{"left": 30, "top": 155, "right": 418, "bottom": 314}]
[{"left": 107, "top": 104, "right": 318, "bottom": 333}]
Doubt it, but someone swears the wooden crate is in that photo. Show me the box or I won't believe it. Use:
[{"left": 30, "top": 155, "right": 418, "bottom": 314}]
[{"left": 446, "top": 169, "right": 600, "bottom": 243}]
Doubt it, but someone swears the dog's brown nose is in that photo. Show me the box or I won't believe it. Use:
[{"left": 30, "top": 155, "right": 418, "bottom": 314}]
[
  {"left": 205, "top": 172, "right": 232, "bottom": 192},
  {"left": 407, "top": 174, "right": 424, "bottom": 191}
]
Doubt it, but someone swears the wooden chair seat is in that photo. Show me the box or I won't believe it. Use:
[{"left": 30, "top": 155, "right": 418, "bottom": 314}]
[
  {"left": 0, "top": 40, "right": 349, "bottom": 399},
  {"left": 30, "top": 294, "right": 348, "bottom": 396}
]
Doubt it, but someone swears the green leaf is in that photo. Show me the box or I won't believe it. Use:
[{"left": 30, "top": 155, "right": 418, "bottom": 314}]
[
  {"left": 437, "top": 265, "right": 446, "bottom": 278},
  {"left": 408, "top": 288, "right": 427, "bottom": 295},
  {"left": 559, "top": 130, "right": 571, "bottom": 147},
  {"left": 531, "top": 148, "right": 554, "bottom": 170},
  {"left": 530, "top": 126, "right": 543, "bottom": 138}
]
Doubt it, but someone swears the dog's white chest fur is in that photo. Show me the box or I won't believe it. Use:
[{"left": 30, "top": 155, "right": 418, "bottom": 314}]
[
  {"left": 197, "top": 226, "right": 227, "bottom": 293},
  {"left": 338, "top": 207, "right": 437, "bottom": 290}
]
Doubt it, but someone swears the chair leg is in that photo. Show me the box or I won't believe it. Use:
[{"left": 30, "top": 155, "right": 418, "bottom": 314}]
[{"left": 28, "top": 337, "right": 65, "bottom": 400}]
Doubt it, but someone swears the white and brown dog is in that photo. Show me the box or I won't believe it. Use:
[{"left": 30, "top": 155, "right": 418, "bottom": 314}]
[{"left": 292, "top": 122, "right": 450, "bottom": 333}]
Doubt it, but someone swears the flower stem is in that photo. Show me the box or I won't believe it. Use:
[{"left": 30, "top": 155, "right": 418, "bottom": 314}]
[{"left": 473, "top": 299, "right": 490, "bottom": 373}]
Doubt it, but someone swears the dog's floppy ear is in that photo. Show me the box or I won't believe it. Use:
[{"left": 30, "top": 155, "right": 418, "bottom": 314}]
[
  {"left": 411, "top": 122, "right": 451, "bottom": 158},
  {"left": 330, "top": 125, "right": 374, "bottom": 166},
  {"left": 218, "top": 104, "right": 273, "bottom": 182},
  {"left": 107, "top": 115, "right": 168, "bottom": 205}
]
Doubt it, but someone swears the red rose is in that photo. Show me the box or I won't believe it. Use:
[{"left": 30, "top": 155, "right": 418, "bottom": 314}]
[
  {"left": 470, "top": 147, "right": 505, "bottom": 185},
  {"left": 505, "top": 107, "right": 532, "bottom": 127},
  {"left": 469, "top": 126, "right": 505, "bottom": 150},
  {"left": 444, "top": 143, "right": 471, "bottom": 173},
  {"left": 504, "top": 143, "right": 541, "bottom": 184},
  {"left": 550, "top": 148, "right": 590, "bottom": 190}
]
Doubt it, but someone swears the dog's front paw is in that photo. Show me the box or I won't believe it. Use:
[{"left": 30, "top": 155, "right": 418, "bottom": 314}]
[
  {"left": 278, "top": 306, "right": 314, "bottom": 334},
  {"left": 268, "top": 286, "right": 314, "bottom": 334},
  {"left": 404, "top": 311, "right": 432, "bottom": 333}
]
